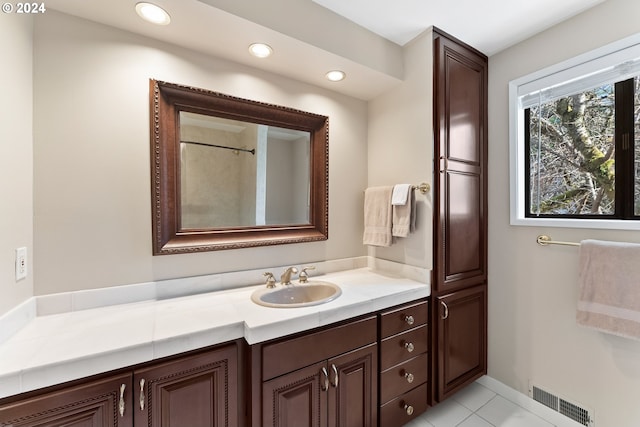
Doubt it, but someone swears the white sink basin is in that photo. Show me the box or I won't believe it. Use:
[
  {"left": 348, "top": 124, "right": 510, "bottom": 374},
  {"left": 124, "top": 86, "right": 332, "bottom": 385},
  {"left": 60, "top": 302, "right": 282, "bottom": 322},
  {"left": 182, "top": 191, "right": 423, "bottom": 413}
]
[{"left": 251, "top": 281, "right": 342, "bottom": 308}]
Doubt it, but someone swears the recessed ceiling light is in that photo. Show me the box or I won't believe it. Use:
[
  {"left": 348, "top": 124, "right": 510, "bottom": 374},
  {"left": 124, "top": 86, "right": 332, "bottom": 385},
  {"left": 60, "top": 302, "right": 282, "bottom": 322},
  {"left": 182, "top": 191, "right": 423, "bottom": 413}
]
[
  {"left": 135, "top": 2, "right": 171, "bottom": 25},
  {"left": 249, "top": 43, "right": 273, "bottom": 58},
  {"left": 325, "top": 70, "right": 346, "bottom": 82}
]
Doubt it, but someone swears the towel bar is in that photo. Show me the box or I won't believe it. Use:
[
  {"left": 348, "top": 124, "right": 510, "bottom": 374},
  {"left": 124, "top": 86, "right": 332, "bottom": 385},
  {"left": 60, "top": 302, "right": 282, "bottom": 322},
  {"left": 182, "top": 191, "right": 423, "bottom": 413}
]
[
  {"left": 536, "top": 235, "right": 580, "bottom": 247},
  {"left": 364, "top": 183, "right": 430, "bottom": 194}
]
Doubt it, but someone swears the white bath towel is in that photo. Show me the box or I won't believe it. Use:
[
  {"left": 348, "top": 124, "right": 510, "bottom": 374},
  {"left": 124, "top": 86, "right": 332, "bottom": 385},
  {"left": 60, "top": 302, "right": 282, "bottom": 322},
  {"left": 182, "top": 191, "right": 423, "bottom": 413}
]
[
  {"left": 363, "top": 186, "right": 393, "bottom": 247},
  {"left": 576, "top": 239, "right": 640, "bottom": 340}
]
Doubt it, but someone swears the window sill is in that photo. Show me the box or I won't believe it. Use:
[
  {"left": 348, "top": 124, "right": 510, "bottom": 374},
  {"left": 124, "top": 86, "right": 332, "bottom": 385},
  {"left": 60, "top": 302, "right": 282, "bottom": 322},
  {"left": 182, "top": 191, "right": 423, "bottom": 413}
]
[{"left": 510, "top": 216, "right": 640, "bottom": 231}]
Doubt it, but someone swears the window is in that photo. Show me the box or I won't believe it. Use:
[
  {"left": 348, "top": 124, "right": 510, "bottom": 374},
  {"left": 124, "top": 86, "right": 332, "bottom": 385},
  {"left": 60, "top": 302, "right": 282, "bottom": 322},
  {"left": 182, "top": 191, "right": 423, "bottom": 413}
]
[
  {"left": 526, "top": 77, "right": 640, "bottom": 218},
  {"left": 509, "top": 34, "right": 640, "bottom": 230}
]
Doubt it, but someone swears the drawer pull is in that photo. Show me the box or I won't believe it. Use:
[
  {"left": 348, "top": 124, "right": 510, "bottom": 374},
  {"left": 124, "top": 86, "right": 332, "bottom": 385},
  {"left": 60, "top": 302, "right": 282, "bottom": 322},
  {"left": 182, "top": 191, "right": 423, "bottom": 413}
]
[
  {"left": 404, "top": 372, "right": 415, "bottom": 383},
  {"left": 404, "top": 341, "right": 415, "bottom": 353},
  {"left": 330, "top": 363, "right": 339, "bottom": 388},
  {"left": 404, "top": 315, "right": 415, "bottom": 325},
  {"left": 404, "top": 403, "right": 414, "bottom": 416},
  {"left": 321, "top": 367, "right": 329, "bottom": 391},
  {"left": 118, "top": 384, "right": 126, "bottom": 417}
]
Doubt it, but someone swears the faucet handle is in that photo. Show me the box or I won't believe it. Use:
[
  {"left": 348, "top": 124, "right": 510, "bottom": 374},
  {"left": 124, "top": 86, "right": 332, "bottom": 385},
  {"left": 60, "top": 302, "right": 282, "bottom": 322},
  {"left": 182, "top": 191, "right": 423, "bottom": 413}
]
[
  {"left": 263, "top": 272, "right": 276, "bottom": 288},
  {"left": 299, "top": 266, "right": 316, "bottom": 283}
]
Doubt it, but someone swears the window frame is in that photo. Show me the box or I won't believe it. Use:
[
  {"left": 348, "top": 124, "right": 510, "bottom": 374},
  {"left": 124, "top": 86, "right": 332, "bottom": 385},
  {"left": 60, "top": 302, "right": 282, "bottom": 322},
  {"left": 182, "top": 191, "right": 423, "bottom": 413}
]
[{"left": 509, "top": 32, "right": 640, "bottom": 230}]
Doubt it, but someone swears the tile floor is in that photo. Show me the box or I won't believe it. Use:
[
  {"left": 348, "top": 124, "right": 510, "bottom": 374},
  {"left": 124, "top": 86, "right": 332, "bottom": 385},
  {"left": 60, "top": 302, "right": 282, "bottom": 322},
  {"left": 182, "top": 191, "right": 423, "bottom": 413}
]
[{"left": 402, "top": 378, "right": 581, "bottom": 427}]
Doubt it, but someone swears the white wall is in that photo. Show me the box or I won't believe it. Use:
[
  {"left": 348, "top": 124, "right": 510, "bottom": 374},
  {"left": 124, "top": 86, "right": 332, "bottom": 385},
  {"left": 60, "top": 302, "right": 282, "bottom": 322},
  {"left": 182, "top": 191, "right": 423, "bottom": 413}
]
[
  {"left": 367, "top": 29, "right": 434, "bottom": 269},
  {"left": 31, "top": 11, "right": 368, "bottom": 296},
  {"left": 0, "top": 14, "right": 34, "bottom": 315},
  {"left": 488, "top": 0, "right": 640, "bottom": 425}
]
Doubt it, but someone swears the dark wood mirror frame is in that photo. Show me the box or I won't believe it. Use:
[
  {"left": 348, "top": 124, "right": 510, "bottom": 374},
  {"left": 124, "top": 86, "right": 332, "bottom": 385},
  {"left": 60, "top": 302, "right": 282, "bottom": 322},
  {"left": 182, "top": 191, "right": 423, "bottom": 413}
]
[{"left": 150, "top": 79, "right": 329, "bottom": 255}]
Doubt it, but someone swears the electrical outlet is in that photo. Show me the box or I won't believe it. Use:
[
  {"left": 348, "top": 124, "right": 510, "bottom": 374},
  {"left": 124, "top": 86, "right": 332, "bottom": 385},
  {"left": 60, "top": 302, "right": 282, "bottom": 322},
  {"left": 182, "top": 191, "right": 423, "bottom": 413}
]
[{"left": 15, "top": 247, "right": 27, "bottom": 281}]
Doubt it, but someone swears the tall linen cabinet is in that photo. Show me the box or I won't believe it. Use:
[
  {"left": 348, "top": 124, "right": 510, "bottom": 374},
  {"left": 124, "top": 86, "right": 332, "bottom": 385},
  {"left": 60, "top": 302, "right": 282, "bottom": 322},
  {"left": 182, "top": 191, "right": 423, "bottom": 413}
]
[{"left": 430, "top": 28, "right": 488, "bottom": 404}]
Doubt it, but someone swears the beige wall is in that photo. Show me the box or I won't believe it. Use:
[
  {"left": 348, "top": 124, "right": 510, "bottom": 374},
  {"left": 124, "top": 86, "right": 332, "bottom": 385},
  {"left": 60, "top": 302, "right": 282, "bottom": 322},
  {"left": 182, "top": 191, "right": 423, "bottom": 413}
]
[
  {"left": 0, "top": 14, "right": 34, "bottom": 315},
  {"left": 488, "top": 0, "right": 640, "bottom": 425},
  {"left": 31, "top": 11, "right": 368, "bottom": 296},
  {"left": 367, "top": 29, "right": 434, "bottom": 269}
]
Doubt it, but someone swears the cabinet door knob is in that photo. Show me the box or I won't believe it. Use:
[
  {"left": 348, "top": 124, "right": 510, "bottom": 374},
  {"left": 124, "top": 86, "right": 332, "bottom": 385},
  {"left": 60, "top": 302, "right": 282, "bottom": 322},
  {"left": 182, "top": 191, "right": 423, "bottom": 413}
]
[
  {"left": 321, "top": 367, "right": 329, "bottom": 391},
  {"left": 404, "top": 372, "right": 414, "bottom": 383},
  {"left": 404, "top": 341, "right": 415, "bottom": 353},
  {"left": 330, "top": 363, "right": 339, "bottom": 388},
  {"left": 404, "top": 315, "right": 415, "bottom": 325},
  {"left": 440, "top": 300, "right": 449, "bottom": 320},
  {"left": 118, "top": 384, "right": 126, "bottom": 417},
  {"left": 139, "top": 378, "right": 146, "bottom": 410},
  {"left": 404, "top": 404, "right": 414, "bottom": 416}
]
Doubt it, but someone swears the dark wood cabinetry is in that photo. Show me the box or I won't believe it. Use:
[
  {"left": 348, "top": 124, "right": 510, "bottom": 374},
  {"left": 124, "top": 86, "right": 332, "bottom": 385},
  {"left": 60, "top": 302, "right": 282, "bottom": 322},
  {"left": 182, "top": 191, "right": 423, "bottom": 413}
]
[
  {"left": 436, "top": 285, "right": 487, "bottom": 398},
  {"left": 378, "top": 300, "right": 429, "bottom": 427},
  {"left": 431, "top": 27, "right": 488, "bottom": 403},
  {"left": 134, "top": 344, "right": 237, "bottom": 427},
  {"left": 328, "top": 345, "right": 377, "bottom": 427},
  {"left": 0, "top": 343, "right": 238, "bottom": 427},
  {"left": 262, "top": 344, "right": 376, "bottom": 427},
  {"left": 0, "top": 373, "right": 133, "bottom": 427},
  {"left": 262, "top": 360, "right": 326, "bottom": 427},
  {"left": 255, "top": 316, "right": 378, "bottom": 427}
]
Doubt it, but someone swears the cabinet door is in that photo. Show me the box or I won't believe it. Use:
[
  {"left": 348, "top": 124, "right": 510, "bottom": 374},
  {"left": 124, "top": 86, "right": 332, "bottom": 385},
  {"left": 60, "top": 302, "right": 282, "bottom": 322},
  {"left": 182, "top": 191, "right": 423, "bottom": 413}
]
[
  {"left": 134, "top": 344, "right": 237, "bottom": 427},
  {"left": 436, "top": 285, "right": 487, "bottom": 399},
  {"left": 262, "top": 361, "right": 327, "bottom": 427},
  {"left": 433, "top": 29, "right": 488, "bottom": 294},
  {"left": 0, "top": 373, "right": 133, "bottom": 427},
  {"left": 327, "top": 344, "right": 377, "bottom": 427}
]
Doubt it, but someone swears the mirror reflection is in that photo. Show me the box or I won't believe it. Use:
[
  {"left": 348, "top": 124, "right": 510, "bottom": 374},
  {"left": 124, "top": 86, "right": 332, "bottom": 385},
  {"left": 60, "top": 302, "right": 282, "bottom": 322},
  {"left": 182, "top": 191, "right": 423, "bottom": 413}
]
[{"left": 179, "top": 112, "right": 311, "bottom": 229}]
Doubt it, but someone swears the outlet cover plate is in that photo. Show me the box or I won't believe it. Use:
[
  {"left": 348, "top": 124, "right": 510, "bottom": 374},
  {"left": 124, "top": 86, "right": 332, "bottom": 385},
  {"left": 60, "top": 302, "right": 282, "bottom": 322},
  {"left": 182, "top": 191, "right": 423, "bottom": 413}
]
[{"left": 15, "top": 247, "right": 27, "bottom": 281}]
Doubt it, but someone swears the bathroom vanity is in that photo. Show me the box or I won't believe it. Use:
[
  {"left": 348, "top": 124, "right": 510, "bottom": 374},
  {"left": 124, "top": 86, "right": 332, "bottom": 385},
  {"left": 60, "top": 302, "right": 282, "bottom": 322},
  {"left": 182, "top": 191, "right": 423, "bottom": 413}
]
[
  {"left": 0, "top": 298, "right": 429, "bottom": 427},
  {"left": 0, "top": 267, "right": 430, "bottom": 427}
]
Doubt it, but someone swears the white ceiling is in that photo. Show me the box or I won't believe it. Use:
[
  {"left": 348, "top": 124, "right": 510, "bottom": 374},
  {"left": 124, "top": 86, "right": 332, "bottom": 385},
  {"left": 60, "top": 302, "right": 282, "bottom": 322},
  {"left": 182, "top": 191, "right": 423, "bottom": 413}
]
[
  {"left": 312, "top": 0, "right": 607, "bottom": 55},
  {"left": 44, "top": 0, "right": 607, "bottom": 100}
]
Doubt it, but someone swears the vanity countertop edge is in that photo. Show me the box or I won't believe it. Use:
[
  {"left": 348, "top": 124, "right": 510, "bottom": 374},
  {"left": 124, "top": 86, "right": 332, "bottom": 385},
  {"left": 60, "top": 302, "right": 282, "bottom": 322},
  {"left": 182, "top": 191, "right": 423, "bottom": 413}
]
[{"left": 0, "top": 267, "right": 429, "bottom": 399}]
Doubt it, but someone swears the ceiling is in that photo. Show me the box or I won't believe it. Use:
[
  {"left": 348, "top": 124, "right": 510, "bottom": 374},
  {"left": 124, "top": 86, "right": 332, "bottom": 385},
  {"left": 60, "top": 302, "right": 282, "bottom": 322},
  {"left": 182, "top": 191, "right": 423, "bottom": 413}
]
[
  {"left": 44, "top": 0, "right": 607, "bottom": 100},
  {"left": 312, "top": 0, "right": 607, "bottom": 55}
]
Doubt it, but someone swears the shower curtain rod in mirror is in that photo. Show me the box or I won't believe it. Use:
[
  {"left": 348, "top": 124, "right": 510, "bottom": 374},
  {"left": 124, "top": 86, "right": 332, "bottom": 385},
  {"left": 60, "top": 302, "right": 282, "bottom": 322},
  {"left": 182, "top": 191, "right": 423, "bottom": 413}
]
[{"left": 181, "top": 140, "right": 256, "bottom": 155}]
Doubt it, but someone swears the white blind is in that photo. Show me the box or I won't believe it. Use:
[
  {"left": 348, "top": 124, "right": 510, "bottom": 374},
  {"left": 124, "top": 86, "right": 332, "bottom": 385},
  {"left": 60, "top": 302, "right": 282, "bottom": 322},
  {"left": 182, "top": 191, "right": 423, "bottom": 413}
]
[{"left": 519, "top": 43, "right": 640, "bottom": 108}]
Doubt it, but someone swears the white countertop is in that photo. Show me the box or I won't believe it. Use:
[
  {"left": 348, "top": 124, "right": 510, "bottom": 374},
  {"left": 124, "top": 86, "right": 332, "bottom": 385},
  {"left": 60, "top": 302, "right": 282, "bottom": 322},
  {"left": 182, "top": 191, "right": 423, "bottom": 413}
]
[{"left": 0, "top": 267, "right": 429, "bottom": 399}]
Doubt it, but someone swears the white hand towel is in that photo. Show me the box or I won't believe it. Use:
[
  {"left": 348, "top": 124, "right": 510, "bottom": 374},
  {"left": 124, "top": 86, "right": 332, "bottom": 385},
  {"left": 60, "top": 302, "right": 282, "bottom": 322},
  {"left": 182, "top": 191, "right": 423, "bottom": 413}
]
[
  {"left": 576, "top": 239, "right": 640, "bottom": 340},
  {"left": 363, "top": 186, "right": 393, "bottom": 247},
  {"left": 391, "top": 184, "right": 411, "bottom": 205},
  {"left": 393, "top": 188, "right": 415, "bottom": 238}
]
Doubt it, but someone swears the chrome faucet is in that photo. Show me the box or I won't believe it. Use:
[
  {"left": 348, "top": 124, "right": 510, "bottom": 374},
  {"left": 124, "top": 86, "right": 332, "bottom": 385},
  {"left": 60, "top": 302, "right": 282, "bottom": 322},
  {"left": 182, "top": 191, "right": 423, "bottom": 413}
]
[{"left": 280, "top": 267, "right": 298, "bottom": 285}]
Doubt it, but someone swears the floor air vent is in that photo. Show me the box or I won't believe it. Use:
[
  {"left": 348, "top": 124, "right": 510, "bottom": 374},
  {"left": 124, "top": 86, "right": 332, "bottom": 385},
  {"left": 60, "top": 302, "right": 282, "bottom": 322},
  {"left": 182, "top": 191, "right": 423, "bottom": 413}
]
[{"left": 530, "top": 384, "right": 593, "bottom": 426}]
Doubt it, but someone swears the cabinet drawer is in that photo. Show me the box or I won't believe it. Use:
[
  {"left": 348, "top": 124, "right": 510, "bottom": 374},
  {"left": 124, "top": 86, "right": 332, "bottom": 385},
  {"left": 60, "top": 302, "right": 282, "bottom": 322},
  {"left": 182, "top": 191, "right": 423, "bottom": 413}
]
[
  {"left": 380, "top": 325, "right": 428, "bottom": 371},
  {"left": 380, "top": 300, "right": 429, "bottom": 339},
  {"left": 379, "top": 382, "right": 428, "bottom": 427},
  {"left": 380, "top": 352, "right": 429, "bottom": 404},
  {"left": 262, "top": 316, "right": 376, "bottom": 381}
]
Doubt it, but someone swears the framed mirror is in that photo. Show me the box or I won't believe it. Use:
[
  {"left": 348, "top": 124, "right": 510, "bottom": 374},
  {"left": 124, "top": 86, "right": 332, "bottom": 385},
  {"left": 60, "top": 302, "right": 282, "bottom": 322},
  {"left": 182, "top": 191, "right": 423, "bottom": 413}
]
[{"left": 150, "top": 79, "right": 329, "bottom": 255}]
